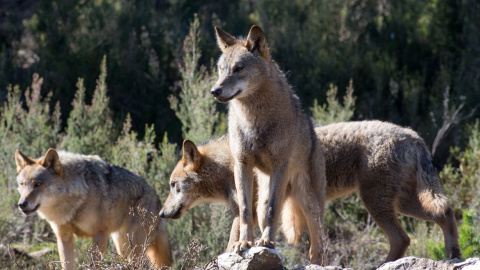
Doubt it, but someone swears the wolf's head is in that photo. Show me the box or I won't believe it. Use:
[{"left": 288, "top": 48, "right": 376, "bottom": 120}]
[
  {"left": 211, "top": 25, "right": 271, "bottom": 103},
  {"left": 15, "top": 149, "right": 63, "bottom": 216},
  {"left": 159, "top": 140, "right": 229, "bottom": 219}
]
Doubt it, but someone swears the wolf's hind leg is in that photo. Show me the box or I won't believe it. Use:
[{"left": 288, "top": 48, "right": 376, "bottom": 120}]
[
  {"left": 360, "top": 187, "right": 410, "bottom": 262},
  {"left": 281, "top": 196, "right": 306, "bottom": 246},
  {"left": 396, "top": 194, "right": 461, "bottom": 259},
  {"left": 227, "top": 216, "right": 241, "bottom": 252},
  {"left": 291, "top": 174, "right": 325, "bottom": 265}
]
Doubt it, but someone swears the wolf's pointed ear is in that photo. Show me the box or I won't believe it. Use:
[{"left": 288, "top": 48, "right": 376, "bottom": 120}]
[
  {"left": 182, "top": 140, "right": 201, "bottom": 167},
  {"left": 245, "top": 25, "right": 270, "bottom": 59},
  {"left": 40, "top": 148, "right": 63, "bottom": 176},
  {"left": 215, "top": 26, "right": 237, "bottom": 51},
  {"left": 15, "top": 150, "right": 35, "bottom": 174}
]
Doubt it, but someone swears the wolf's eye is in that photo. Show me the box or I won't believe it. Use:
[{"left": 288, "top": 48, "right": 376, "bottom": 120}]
[
  {"left": 170, "top": 182, "right": 176, "bottom": 189},
  {"left": 33, "top": 182, "right": 42, "bottom": 188},
  {"left": 233, "top": 65, "right": 244, "bottom": 73}
]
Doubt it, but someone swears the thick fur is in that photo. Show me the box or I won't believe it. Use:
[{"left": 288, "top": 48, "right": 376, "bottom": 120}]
[
  {"left": 211, "top": 25, "right": 326, "bottom": 264},
  {"left": 15, "top": 149, "right": 171, "bottom": 270},
  {"left": 160, "top": 121, "right": 461, "bottom": 263}
]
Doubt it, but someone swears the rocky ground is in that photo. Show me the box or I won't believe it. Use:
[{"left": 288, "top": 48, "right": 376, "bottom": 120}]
[{"left": 207, "top": 247, "right": 480, "bottom": 270}]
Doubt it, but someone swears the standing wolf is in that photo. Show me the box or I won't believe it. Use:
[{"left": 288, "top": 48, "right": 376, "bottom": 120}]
[
  {"left": 15, "top": 149, "right": 171, "bottom": 270},
  {"left": 210, "top": 25, "right": 326, "bottom": 263},
  {"left": 160, "top": 121, "right": 461, "bottom": 263}
]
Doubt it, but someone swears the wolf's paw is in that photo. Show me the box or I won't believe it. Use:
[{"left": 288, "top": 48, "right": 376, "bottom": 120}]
[
  {"left": 232, "top": 240, "right": 252, "bottom": 254},
  {"left": 254, "top": 238, "right": 275, "bottom": 248}
]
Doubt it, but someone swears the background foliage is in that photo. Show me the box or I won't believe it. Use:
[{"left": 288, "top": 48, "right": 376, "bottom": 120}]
[{"left": 0, "top": 0, "right": 479, "bottom": 269}]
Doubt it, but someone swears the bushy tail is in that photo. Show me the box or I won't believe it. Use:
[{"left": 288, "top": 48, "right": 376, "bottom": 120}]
[
  {"left": 281, "top": 197, "right": 306, "bottom": 245},
  {"left": 416, "top": 144, "right": 449, "bottom": 215}
]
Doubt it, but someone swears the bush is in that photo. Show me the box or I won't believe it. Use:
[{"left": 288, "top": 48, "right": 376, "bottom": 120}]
[
  {"left": 441, "top": 120, "right": 480, "bottom": 211},
  {"left": 60, "top": 56, "right": 115, "bottom": 158},
  {"left": 310, "top": 79, "right": 356, "bottom": 125}
]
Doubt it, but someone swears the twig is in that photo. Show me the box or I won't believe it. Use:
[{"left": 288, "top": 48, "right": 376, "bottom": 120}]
[
  {"left": 432, "top": 96, "right": 465, "bottom": 157},
  {"left": 7, "top": 237, "right": 26, "bottom": 270}
]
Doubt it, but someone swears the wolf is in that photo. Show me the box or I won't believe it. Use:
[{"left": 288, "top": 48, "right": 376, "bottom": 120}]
[
  {"left": 210, "top": 25, "right": 327, "bottom": 263},
  {"left": 15, "top": 148, "right": 172, "bottom": 270},
  {"left": 160, "top": 121, "right": 461, "bottom": 263}
]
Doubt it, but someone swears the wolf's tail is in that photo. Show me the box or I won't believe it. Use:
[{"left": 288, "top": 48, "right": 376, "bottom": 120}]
[
  {"left": 281, "top": 197, "right": 306, "bottom": 245},
  {"left": 416, "top": 143, "right": 448, "bottom": 215}
]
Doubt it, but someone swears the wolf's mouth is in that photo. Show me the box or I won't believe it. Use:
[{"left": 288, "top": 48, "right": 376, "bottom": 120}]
[
  {"left": 169, "top": 205, "right": 184, "bottom": 220},
  {"left": 21, "top": 204, "right": 40, "bottom": 216},
  {"left": 216, "top": 90, "right": 242, "bottom": 103}
]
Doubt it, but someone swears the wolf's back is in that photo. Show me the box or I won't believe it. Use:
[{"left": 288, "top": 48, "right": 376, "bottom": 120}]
[{"left": 57, "top": 151, "right": 158, "bottom": 203}]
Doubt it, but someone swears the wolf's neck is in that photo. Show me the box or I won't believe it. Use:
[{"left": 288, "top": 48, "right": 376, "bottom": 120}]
[
  {"left": 229, "top": 70, "right": 292, "bottom": 125},
  {"left": 213, "top": 160, "right": 236, "bottom": 201}
]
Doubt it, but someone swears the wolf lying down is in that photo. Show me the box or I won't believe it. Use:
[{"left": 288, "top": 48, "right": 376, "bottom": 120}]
[
  {"left": 15, "top": 149, "right": 171, "bottom": 270},
  {"left": 160, "top": 120, "right": 461, "bottom": 263}
]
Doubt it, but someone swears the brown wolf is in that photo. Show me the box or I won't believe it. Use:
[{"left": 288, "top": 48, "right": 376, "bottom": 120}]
[
  {"left": 15, "top": 149, "right": 171, "bottom": 270},
  {"left": 210, "top": 25, "right": 326, "bottom": 263},
  {"left": 160, "top": 121, "right": 461, "bottom": 263}
]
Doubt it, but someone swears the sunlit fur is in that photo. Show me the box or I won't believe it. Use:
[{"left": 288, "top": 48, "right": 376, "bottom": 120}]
[
  {"left": 161, "top": 121, "right": 461, "bottom": 263},
  {"left": 15, "top": 149, "right": 171, "bottom": 269},
  {"left": 212, "top": 25, "right": 327, "bottom": 264}
]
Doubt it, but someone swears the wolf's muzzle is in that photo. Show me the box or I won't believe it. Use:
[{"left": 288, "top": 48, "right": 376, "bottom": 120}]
[
  {"left": 159, "top": 204, "right": 183, "bottom": 219},
  {"left": 18, "top": 200, "right": 28, "bottom": 210},
  {"left": 211, "top": 88, "right": 223, "bottom": 97},
  {"left": 18, "top": 201, "right": 40, "bottom": 215}
]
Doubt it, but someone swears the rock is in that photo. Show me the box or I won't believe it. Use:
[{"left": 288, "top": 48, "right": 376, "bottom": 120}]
[
  {"left": 293, "top": 265, "right": 353, "bottom": 270},
  {"left": 217, "top": 247, "right": 284, "bottom": 270},
  {"left": 377, "top": 256, "right": 480, "bottom": 270},
  {"left": 213, "top": 250, "right": 480, "bottom": 270}
]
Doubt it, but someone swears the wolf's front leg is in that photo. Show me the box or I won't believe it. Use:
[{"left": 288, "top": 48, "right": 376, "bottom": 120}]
[
  {"left": 52, "top": 224, "right": 75, "bottom": 270},
  {"left": 232, "top": 162, "right": 254, "bottom": 253},
  {"left": 92, "top": 231, "right": 109, "bottom": 261},
  {"left": 255, "top": 164, "right": 289, "bottom": 249}
]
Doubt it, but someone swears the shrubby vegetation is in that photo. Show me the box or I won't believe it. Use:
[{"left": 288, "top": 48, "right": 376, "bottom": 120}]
[{"left": 0, "top": 1, "right": 479, "bottom": 269}]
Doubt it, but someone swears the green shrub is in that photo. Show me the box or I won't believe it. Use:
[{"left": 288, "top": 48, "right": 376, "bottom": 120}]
[
  {"left": 441, "top": 120, "right": 480, "bottom": 210},
  {"left": 168, "top": 14, "right": 225, "bottom": 144},
  {"left": 458, "top": 210, "right": 480, "bottom": 258},
  {"left": 60, "top": 56, "right": 115, "bottom": 158},
  {"left": 310, "top": 79, "right": 356, "bottom": 125},
  {"left": 0, "top": 74, "right": 61, "bottom": 269}
]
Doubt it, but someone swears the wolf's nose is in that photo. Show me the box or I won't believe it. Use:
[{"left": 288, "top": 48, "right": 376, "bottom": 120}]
[
  {"left": 210, "top": 88, "right": 222, "bottom": 97},
  {"left": 159, "top": 209, "right": 165, "bottom": 218},
  {"left": 18, "top": 201, "right": 28, "bottom": 209}
]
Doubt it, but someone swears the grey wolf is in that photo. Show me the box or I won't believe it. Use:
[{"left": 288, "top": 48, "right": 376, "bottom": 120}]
[
  {"left": 210, "top": 25, "right": 327, "bottom": 264},
  {"left": 160, "top": 121, "right": 461, "bottom": 262},
  {"left": 15, "top": 149, "right": 171, "bottom": 270}
]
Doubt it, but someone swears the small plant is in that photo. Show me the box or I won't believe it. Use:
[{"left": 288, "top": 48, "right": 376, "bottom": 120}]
[
  {"left": 168, "top": 14, "right": 225, "bottom": 144},
  {"left": 61, "top": 55, "right": 115, "bottom": 157},
  {"left": 310, "top": 79, "right": 356, "bottom": 125},
  {"left": 76, "top": 206, "right": 165, "bottom": 270},
  {"left": 458, "top": 210, "right": 480, "bottom": 258},
  {"left": 441, "top": 120, "right": 480, "bottom": 211}
]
